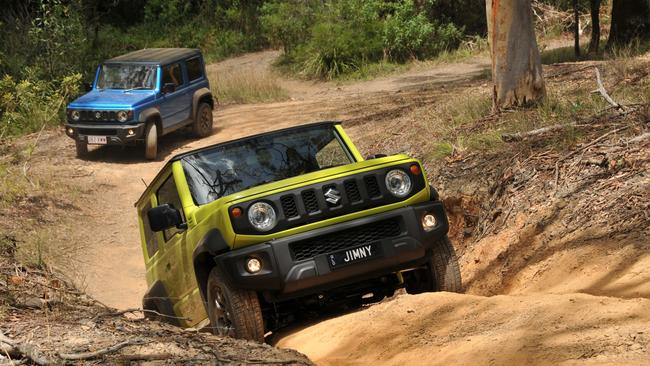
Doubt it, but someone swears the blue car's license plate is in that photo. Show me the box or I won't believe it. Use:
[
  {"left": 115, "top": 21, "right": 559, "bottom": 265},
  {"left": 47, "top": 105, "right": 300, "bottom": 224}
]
[{"left": 327, "top": 242, "right": 381, "bottom": 269}]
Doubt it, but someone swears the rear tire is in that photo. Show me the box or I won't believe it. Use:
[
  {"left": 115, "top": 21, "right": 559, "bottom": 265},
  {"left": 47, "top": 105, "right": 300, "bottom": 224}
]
[
  {"left": 406, "top": 236, "right": 462, "bottom": 294},
  {"left": 144, "top": 122, "right": 158, "bottom": 160},
  {"left": 75, "top": 140, "right": 88, "bottom": 158},
  {"left": 192, "top": 102, "right": 213, "bottom": 138},
  {"left": 206, "top": 268, "right": 264, "bottom": 342}
]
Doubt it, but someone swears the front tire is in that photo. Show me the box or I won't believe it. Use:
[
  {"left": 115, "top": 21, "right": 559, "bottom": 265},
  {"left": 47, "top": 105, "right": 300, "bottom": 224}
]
[
  {"left": 206, "top": 268, "right": 264, "bottom": 342},
  {"left": 144, "top": 122, "right": 158, "bottom": 160},
  {"left": 406, "top": 236, "right": 462, "bottom": 294},
  {"left": 75, "top": 140, "right": 88, "bottom": 158},
  {"left": 192, "top": 102, "right": 213, "bottom": 138}
]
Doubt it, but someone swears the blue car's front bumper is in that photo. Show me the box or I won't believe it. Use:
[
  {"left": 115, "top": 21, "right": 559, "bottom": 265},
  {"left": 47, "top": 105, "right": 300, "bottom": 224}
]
[{"left": 64, "top": 122, "right": 146, "bottom": 145}]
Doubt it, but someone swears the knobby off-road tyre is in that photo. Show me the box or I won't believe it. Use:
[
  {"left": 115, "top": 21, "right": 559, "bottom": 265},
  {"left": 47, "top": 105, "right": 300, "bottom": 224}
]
[
  {"left": 429, "top": 236, "right": 462, "bottom": 292},
  {"left": 206, "top": 268, "right": 265, "bottom": 342},
  {"left": 75, "top": 140, "right": 88, "bottom": 158},
  {"left": 144, "top": 122, "right": 158, "bottom": 160},
  {"left": 192, "top": 102, "right": 213, "bottom": 138},
  {"left": 406, "top": 236, "right": 462, "bottom": 294}
]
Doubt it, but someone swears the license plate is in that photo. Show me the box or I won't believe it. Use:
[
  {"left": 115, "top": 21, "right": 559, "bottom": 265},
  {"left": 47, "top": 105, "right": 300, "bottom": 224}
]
[
  {"left": 328, "top": 242, "right": 381, "bottom": 269},
  {"left": 87, "top": 135, "right": 107, "bottom": 145}
]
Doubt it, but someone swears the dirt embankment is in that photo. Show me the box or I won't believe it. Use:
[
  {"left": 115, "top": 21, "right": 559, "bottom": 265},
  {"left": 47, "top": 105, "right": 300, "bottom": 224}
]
[
  {"left": 2, "top": 46, "right": 650, "bottom": 365},
  {"left": 0, "top": 246, "right": 312, "bottom": 365}
]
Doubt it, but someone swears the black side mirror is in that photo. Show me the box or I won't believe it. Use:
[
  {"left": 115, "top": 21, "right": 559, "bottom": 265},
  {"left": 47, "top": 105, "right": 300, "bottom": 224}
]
[
  {"left": 162, "top": 83, "right": 176, "bottom": 94},
  {"left": 148, "top": 204, "right": 184, "bottom": 232},
  {"left": 83, "top": 82, "right": 92, "bottom": 92},
  {"left": 366, "top": 154, "right": 387, "bottom": 160}
]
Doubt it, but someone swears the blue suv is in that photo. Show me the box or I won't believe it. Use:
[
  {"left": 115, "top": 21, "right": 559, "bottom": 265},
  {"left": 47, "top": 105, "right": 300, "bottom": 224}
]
[{"left": 65, "top": 48, "right": 214, "bottom": 159}]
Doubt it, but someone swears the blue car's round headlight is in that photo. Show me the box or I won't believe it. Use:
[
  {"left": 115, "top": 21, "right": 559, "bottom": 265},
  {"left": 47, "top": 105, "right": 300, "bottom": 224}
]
[{"left": 117, "top": 110, "right": 129, "bottom": 122}]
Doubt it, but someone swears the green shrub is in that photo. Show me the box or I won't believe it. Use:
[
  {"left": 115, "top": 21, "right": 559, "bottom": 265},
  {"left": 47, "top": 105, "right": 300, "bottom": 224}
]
[
  {"left": 0, "top": 71, "right": 81, "bottom": 139},
  {"left": 383, "top": 2, "right": 435, "bottom": 61},
  {"left": 261, "top": 0, "right": 320, "bottom": 53},
  {"left": 382, "top": 1, "right": 462, "bottom": 62},
  {"left": 273, "top": 0, "right": 465, "bottom": 79},
  {"left": 144, "top": 0, "right": 191, "bottom": 25},
  {"left": 295, "top": 0, "right": 384, "bottom": 79}
]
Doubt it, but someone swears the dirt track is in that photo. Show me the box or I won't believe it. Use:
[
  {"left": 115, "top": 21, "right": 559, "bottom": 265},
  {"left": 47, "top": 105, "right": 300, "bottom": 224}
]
[{"left": 17, "top": 49, "right": 650, "bottom": 365}]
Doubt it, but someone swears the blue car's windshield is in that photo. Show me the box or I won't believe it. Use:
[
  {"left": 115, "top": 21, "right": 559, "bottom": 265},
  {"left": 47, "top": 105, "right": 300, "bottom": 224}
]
[
  {"left": 96, "top": 64, "right": 157, "bottom": 90},
  {"left": 182, "top": 124, "right": 354, "bottom": 205}
]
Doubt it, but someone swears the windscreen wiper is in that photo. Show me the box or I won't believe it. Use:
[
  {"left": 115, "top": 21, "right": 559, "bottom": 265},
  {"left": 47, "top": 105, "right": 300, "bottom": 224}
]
[{"left": 123, "top": 86, "right": 150, "bottom": 93}]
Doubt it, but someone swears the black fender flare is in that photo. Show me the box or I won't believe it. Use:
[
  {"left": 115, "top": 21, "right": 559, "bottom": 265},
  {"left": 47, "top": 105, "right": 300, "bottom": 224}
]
[
  {"left": 192, "top": 229, "right": 229, "bottom": 303},
  {"left": 192, "top": 87, "right": 213, "bottom": 120},
  {"left": 138, "top": 107, "right": 162, "bottom": 133},
  {"left": 142, "top": 280, "right": 180, "bottom": 326}
]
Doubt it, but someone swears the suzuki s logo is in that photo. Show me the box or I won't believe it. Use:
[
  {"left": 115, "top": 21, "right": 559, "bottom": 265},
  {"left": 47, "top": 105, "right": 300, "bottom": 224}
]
[{"left": 324, "top": 188, "right": 342, "bottom": 205}]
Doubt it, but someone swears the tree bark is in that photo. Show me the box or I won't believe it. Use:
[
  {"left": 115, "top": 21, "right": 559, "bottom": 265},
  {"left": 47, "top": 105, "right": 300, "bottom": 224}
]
[
  {"left": 486, "top": 0, "right": 546, "bottom": 110},
  {"left": 588, "top": 0, "right": 601, "bottom": 54},
  {"left": 607, "top": 0, "right": 650, "bottom": 47},
  {"left": 574, "top": 0, "right": 580, "bottom": 57}
]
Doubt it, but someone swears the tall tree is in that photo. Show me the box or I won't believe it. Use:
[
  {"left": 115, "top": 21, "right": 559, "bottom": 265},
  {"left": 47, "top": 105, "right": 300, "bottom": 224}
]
[
  {"left": 587, "top": 0, "right": 601, "bottom": 54},
  {"left": 573, "top": 0, "right": 580, "bottom": 57},
  {"left": 485, "top": 0, "right": 546, "bottom": 110},
  {"left": 607, "top": 0, "right": 650, "bottom": 47}
]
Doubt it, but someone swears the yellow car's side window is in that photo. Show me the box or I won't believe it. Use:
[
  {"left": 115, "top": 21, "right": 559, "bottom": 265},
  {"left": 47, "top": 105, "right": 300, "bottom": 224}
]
[
  {"left": 156, "top": 175, "right": 185, "bottom": 242},
  {"left": 141, "top": 200, "right": 159, "bottom": 258}
]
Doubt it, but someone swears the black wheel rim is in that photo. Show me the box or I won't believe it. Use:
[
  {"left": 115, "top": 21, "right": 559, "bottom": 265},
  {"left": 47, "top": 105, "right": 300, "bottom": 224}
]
[
  {"left": 209, "top": 283, "right": 235, "bottom": 337},
  {"left": 200, "top": 107, "right": 211, "bottom": 132}
]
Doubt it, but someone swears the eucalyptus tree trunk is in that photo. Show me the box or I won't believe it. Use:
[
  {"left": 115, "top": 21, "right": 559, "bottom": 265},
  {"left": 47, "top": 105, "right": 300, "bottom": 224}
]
[
  {"left": 485, "top": 0, "right": 546, "bottom": 110},
  {"left": 607, "top": 0, "right": 650, "bottom": 47},
  {"left": 573, "top": 0, "right": 580, "bottom": 57},
  {"left": 587, "top": 0, "right": 601, "bottom": 54}
]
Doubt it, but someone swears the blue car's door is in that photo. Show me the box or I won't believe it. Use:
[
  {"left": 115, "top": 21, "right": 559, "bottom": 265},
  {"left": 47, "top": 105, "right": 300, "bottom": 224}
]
[{"left": 159, "top": 62, "right": 192, "bottom": 131}]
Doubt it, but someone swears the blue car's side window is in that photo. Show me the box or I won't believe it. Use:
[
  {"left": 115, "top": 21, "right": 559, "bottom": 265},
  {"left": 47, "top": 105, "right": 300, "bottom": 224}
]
[
  {"left": 162, "top": 63, "right": 184, "bottom": 89},
  {"left": 186, "top": 57, "right": 203, "bottom": 83}
]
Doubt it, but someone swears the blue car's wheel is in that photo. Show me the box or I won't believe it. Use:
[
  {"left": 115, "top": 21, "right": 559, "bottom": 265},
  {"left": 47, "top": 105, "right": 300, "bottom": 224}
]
[
  {"left": 193, "top": 102, "right": 213, "bottom": 138},
  {"left": 75, "top": 140, "right": 88, "bottom": 158},
  {"left": 144, "top": 122, "right": 157, "bottom": 160}
]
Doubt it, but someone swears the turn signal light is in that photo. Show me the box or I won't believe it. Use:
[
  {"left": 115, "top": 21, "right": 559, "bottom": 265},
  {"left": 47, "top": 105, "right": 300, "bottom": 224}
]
[
  {"left": 231, "top": 207, "right": 242, "bottom": 218},
  {"left": 410, "top": 164, "right": 421, "bottom": 175}
]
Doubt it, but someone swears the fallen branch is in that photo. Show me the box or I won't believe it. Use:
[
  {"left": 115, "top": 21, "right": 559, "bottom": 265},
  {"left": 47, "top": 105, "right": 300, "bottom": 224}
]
[
  {"left": 119, "top": 353, "right": 173, "bottom": 361},
  {"left": 92, "top": 307, "right": 190, "bottom": 322},
  {"left": 0, "top": 333, "right": 52, "bottom": 366},
  {"left": 627, "top": 132, "right": 650, "bottom": 144},
  {"left": 59, "top": 339, "right": 148, "bottom": 361},
  {"left": 559, "top": 125, "right": 630, "bottom": 162},
  {"left": 592, "top": 67, "right": 624, "bottom": 110},
  {"left": 546, "top": 64, "right": 596, "bottom": 79},
  {"left": 501, "top": 123, "right": 587, "bottom": 142}
]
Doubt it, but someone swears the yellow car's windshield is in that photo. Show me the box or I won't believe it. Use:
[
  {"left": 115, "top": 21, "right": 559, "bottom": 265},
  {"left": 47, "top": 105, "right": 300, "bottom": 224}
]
[{"left": 182, "top": 124, "right": 353, "bottom": 205}]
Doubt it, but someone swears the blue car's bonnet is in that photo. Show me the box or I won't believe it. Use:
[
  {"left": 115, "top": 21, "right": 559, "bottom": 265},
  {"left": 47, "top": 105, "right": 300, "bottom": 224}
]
[{"left": 68, "top": 89, "right": 156, "bottom": 110}]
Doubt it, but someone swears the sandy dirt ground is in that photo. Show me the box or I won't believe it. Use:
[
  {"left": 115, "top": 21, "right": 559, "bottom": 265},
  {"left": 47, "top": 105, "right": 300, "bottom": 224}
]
[{"left": 16, "top": 47, "right": 650, "bottom": 365}]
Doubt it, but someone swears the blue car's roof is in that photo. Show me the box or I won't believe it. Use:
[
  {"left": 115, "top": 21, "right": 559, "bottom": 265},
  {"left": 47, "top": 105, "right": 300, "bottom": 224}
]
[{"left": 105, "top": 48, "right": 200, "bottom": 65}]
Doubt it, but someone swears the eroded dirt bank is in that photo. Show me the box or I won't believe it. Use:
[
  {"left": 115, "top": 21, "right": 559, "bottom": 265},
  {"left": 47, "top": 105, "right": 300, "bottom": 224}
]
[{"left": 276, "top": 292, "right": 650, "bottom": 366}]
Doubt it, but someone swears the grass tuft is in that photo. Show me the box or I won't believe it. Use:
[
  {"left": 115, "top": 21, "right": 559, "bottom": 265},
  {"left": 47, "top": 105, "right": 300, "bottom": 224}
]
[{"left": 208, "top": 67, "right": 289, "bottom": 105}]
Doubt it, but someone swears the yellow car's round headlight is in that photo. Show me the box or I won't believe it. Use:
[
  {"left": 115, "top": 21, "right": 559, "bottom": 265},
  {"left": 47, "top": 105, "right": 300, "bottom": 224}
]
[{"left": 247, "top": 202, "right": 277, "bottom": 232}]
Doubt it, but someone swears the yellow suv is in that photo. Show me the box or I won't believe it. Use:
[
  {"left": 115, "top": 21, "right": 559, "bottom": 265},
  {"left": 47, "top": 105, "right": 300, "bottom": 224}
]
[{"left": 136, "top": 121, "right": 461, "bottom": 341}]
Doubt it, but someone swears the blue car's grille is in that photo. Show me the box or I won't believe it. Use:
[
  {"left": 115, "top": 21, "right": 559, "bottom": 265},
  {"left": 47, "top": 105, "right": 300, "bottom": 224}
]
[{"left": 78, "top": 110, "right": 119, "bottom": 123}]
